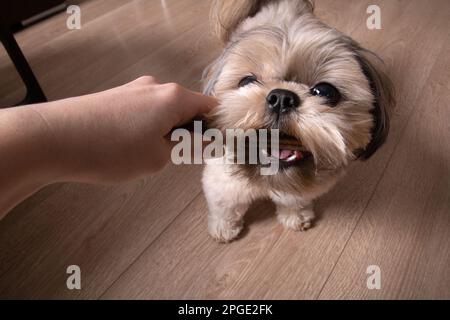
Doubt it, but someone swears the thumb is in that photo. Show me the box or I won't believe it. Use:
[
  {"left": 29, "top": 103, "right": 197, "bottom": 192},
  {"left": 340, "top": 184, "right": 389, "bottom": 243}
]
[{"left": 170, "top": 88, "right": 218, "bottom": 128}]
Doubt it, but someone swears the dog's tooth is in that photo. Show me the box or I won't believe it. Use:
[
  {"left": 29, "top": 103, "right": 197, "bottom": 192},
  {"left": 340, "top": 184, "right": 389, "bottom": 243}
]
[{"left": 280, "top": 150, "right": 294, "bottom": 159}]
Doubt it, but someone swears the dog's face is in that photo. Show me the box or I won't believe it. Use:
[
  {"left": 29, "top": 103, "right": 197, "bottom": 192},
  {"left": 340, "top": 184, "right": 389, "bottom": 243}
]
[{"left": 204, "top": 0, "right": 394, "bottom": 193}]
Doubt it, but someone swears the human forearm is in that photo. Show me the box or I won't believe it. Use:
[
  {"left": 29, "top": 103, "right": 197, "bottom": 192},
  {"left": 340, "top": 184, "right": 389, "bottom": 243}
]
[{"left": 0, "top": 105, "right": 66, "bottom": 219}]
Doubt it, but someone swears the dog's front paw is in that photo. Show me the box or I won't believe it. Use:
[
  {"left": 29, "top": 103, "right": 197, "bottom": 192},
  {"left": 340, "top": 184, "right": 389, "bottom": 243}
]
[
  {"left": 208, "top": 217, "right": 244, "bottom": 243},
  {"left": 277, "top": 208, "right": 314, "bottom": 232}
]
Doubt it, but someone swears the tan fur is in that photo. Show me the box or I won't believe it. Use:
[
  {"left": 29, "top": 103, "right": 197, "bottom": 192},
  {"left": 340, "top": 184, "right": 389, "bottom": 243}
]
[
  {"left": 203, "top": 0, "right": 395, "bottom": 242},
  {"left": 211, "top": 0, "right": 314, "bottom": 43}
]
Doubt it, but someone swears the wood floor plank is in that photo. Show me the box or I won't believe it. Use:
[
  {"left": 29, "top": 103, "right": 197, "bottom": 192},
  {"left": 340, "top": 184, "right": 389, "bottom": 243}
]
[
  {"left": 35, "top": 0, "right": 212, "bottom": 99},
  {"left": 318, "top": 40, "right": 450, "bottom": 300},
  {"left": 101, "top": 196, "right": 281, "bottom": 299},
  {"left": 0, "top": 0, "right": 135, "bottom": 106},
  {"left": 0, "top": 0, "right": 208, "bottom": 105},
  {"left": 103, "top": 0, "right": 450, "bottom": 300},
  {"left": 0, "top": 166, "right": 203, "bottom": 299}
]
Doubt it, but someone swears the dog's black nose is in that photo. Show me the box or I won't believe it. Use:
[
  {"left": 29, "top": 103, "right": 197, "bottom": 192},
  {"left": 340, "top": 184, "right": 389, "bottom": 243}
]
[{"left": 266, "top": 89, "right": 300, "bottom": 114}]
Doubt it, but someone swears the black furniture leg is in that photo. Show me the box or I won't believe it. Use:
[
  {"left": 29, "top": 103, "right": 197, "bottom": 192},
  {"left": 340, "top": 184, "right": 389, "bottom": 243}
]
[{"left": 0, "top": 23, "right": 47, "bottom": 106}]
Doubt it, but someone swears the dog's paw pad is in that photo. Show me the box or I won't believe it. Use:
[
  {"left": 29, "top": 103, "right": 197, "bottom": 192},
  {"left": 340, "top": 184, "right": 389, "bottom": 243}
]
[{"left": 208, "top": 219, "right": 243, "bottom": 243}]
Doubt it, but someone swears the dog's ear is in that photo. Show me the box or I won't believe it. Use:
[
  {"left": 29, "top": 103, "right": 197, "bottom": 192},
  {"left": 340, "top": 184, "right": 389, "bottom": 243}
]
[
  {"left": 211, "top": 0, "right": 268, "bottom": 43},
  {"left": 202, "top": 52, "right": 226, "bottom": 96},
  {"left": 211, "top": 0, "right": 314, "bottom": 43},
  {"left": 354, "top": 48, "right": 395, "bottom": 160}
]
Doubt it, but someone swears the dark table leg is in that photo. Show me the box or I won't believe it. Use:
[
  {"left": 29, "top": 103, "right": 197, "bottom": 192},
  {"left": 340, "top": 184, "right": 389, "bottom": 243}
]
[{"left": 0, "top": 23, "right": 47, "bottom": 107}]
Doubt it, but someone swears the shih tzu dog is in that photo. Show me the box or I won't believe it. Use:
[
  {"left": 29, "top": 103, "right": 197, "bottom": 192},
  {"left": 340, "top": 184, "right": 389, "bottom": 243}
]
[{"left": 202, "top": 0, "right": 394, "bottom": 242}]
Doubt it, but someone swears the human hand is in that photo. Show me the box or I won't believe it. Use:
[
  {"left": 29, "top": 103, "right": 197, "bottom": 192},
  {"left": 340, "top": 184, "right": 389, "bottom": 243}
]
[{"left": 34, "top": 76, "right": 217, "bottom": 183}]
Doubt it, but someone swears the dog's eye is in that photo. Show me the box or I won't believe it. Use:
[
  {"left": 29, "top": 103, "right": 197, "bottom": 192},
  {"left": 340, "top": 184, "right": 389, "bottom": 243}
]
[
  {"left": 238, "top": 75, "right": 258, "bottom": 87},
  {"left": 310, "top": 82, "right": 341, "bottom": 106}
]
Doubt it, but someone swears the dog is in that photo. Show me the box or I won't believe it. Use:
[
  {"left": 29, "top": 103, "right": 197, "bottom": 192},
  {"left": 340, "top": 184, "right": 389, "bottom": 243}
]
[{"left": 202, "top": 0, "right": 394, "bottom": 242}]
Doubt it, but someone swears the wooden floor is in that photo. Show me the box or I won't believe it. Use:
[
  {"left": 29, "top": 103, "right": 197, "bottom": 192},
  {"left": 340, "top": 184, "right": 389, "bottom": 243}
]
[{"left": 0, "top": 0, "right": 449, "bottom": 299}]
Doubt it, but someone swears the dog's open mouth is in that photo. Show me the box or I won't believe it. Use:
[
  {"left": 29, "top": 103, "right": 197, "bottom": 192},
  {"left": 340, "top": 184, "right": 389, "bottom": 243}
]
[
  {"left": 271, "top": 133, "right": 312, "bottom": 166},
  {"left": 272, "top": 149, "right": 304, "bottom": 162}
]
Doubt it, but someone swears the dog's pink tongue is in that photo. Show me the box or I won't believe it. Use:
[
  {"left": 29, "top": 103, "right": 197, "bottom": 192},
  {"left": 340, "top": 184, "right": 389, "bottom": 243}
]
[
  {"left": 279, "top": 150, "right": 294, "bottom": 160},
  {"left": 272, "top": 149, "right": 302, "bottom": 161}
]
